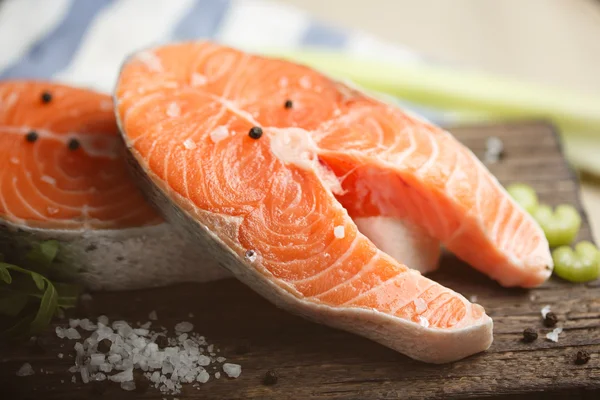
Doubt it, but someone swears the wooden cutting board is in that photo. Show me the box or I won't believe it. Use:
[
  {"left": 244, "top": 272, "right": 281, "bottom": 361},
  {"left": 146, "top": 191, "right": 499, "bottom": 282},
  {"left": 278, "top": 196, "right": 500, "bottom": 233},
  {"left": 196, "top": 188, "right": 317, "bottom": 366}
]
[{"left": 1, "top": 121, "right": 598, "bottom": 400}]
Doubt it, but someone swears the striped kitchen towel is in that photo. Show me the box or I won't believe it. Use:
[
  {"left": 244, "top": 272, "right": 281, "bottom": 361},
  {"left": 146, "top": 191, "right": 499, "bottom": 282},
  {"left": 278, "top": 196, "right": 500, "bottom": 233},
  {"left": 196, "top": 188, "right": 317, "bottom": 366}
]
[{"left": 0, "top": 0, "right": 446, "bottom": 122}]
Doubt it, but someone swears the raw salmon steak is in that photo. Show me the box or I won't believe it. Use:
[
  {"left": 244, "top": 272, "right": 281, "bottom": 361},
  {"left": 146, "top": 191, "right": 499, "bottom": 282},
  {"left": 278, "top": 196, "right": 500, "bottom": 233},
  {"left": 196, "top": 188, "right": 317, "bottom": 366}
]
[
  {"left": 0, "top": 81, "right": 228, "bottom": 290},
  {"left": 114, "top": 42, "right": 507, "bottom": 363}
]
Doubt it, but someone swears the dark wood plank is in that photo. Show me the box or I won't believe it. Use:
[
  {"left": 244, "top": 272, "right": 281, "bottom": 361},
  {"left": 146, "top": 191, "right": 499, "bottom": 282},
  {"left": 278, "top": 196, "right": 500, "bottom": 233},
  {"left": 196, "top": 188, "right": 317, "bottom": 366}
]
[{"left": 1, "top": 121, "right": 598, "bottom": 400}]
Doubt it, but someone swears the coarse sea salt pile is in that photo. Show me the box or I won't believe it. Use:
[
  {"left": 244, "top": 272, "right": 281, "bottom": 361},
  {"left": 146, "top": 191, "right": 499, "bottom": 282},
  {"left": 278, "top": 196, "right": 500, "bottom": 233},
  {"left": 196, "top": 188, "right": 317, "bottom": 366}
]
[{"left": 52, "top": 315, "right": 241, "bottom": 395}]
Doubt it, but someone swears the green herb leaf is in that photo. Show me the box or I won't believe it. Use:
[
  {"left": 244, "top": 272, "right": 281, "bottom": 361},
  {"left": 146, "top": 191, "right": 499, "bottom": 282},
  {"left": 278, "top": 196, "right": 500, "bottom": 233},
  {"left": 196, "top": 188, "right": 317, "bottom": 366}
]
[
  {"left": 0, "top": 240, "right": 73, "bottom": 337},
  {"left": 39, "top": 240, "right": 59, "bottom": 262},
  {"left": 25, "top": 240, "right": 59, "bottom": 271},
  {"left": 29, "top": 280, "right": 58, "bottom": 335},
  {"left": 0, "top": 291, "right": 28, "bottom": 316},
  {"left": 31, "top": 273, "right": 46, "bottom": 291},
  {"left": 54, "top": 282, "right": 82, "bottom": 309},
  {"left": 0, "top": 266, "right": 11, "bottom": 284}
]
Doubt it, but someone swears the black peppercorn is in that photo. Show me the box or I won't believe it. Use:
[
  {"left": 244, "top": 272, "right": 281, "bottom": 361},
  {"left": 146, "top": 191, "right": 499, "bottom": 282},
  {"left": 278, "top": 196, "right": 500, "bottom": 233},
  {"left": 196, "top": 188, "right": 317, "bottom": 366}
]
[
  {"left": 155, "top": 335, "right": 169, "bottom": 349},
  {"left": 522, "top": 328, "right": 538, "bottom": 343},
  {"left": 41, "top": 91, "right": 53, "bottom": 103},
  {"left": 68, "top": 138, "right": 80, "bottom": 151},
  {"left": 97, "top": 339, "right": 112, "bottom": 353},
  {"left": 284, "top": 99, "right": 293, "bottom": 109},
  {"left": 575, "top": 350, "right": 591, "bottom": 365},
  {"left": 25, "top": 130, "right": 39, "bottom": 142},
  {"left": 248, "top": 126, "right": 263, "bottom": 139},
  {"left": 543, "top": 312, "right": 558, "bottom": 327},
  {"left": 263, "top": 369, "right": 279, "bottom": 385}
]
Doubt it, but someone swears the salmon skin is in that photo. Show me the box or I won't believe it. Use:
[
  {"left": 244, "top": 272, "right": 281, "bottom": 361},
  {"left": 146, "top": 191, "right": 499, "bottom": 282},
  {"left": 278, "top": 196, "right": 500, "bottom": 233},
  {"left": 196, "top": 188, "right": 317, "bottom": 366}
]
[
  {"left": 115, "top": 42, "right": 501, "bottom": 363},
  {"left": 0, "top": 81, "right": 229, "bottom": 290}
]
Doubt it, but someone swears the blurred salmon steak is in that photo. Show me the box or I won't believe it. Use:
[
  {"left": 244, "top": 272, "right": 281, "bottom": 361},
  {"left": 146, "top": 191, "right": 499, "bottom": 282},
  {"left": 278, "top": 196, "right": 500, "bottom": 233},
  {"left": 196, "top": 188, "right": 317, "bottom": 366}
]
[
  {"left": 114, "top": 42, "right": 551, "bottom": 362},
  {"left": 0, "top": 81, "right": 229, "bottom": 290}
]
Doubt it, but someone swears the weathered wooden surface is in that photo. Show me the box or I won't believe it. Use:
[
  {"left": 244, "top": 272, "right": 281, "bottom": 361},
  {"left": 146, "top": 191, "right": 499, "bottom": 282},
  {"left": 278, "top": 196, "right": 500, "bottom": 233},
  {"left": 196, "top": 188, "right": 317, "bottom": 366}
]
[{"left": 1, "top": 121, "right": 598, "bottom": 399}]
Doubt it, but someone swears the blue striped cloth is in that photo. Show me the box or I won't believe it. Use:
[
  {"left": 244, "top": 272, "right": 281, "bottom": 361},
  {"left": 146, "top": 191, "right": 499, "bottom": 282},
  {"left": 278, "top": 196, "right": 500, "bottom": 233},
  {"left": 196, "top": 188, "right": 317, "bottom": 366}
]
[{"left": 0, "top": 0, "right": 444, "bottom": 122}]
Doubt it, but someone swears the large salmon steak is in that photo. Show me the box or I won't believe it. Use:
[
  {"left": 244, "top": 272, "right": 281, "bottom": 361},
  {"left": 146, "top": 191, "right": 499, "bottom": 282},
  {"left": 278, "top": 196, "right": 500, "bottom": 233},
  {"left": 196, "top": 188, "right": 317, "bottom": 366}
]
[{"left": 114, "top": 42, "right": 552, "bottom": 363}]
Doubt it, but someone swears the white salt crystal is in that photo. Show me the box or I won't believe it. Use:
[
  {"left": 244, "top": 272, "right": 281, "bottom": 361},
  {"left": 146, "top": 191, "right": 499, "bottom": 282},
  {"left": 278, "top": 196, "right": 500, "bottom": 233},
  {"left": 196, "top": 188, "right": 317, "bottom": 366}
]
[
  {"left": 216, "top": 357, "right": 226, "bottom": 363},
  {"left": 58, "top": 353, "right": 64, "bottom": 359},
  {"left": 109, "top": 368, "right": 133, "bottom": 382},
  {"left": 148, "top": 311, "right": 158, "bottom": 321},
  {"left": 162, "top": 363, "right": 174, "bottom": 375},
  {"left": 122, "top": 359, "right": 134, "bottom": 370},
  {"left": 108, "top": 354, "right": 122, "bottom": 364},
  {"left": 47, "top": 206, "right": 59, "bottom": 215},
  {"left": 97, "top": 315, "right": 109, "bottom": 326},
  {"left": 144, "top": 343, "right": 158, "bottom": 355},
  {"left": 133, "top": 337, "right": 147, "bottom": 349},
  {"left": 55, "top": 327, "right": 66, "bottom": 339},
  {"left": 333, "top": 225, "right": 345, "bottom": 239},
  {"left": 74, "top": 342, "right": 84, "bottom": 356},
  {"left": 79, "top": 319, "right": 97, "bottom": 331},
  {"left": 121, "top": 381, "right": 136, "bottom": 391},
  {"left": 99, "top": 363, "right": 113, "bottom": 373},
  {"left": 197, "top": 355, "right": 211, "bottom": 366},
  {"left": 222, "top": 363, "right": 241, "bottom": 378},
  {"left": 69, "top": 319, "right": 80, "bottom": 329},
  {"left": 41, "top": 175, "right": 56, "bottom": 185},
  {"left": 95, "top": 373, "right": 106, "bottom": 381},
  {"left": 541, "top": 305, "right": 552, "bottom": 318},
  {"left": 115, "top": 322, "right": 133, "bottom": 337},
  {"left": 90, "top": 354, "right": 105, "bottom": 366},
  {"left": 16, "top": 363, "right": 35, "bottom": 376},
  {"left": 151, "top": 371, "right": 161, "bottom": 383},
  {"left": 546, "top": 327, "right": 563, "bottom": 342},
  {"left": 299, "top": 76, "right": 312, "bottom": 89},
  {"left": 183, "top": 138, "right": 197, "bottom": 150},
  {"left": 80, "top": 367, "right": 90, "bottom": 384},
  {"left": 10, "top": 157, "right": 19, "bottom": 164},
  {"left": 245, "top": 250, "right": 257, "bottom": 262},
  {"left": 414, "top": 298, "right": 427, "bottom": 313},
  {"left": 136, "top": 50, "right": 162, "bottom": 72},
  {"left": 166, "top": 102, "right": 181, "bottom": 118},
  {"left": 140, "top": 321, "right": 152, "bottom": 330},
  {"left": 418, "top": 316, "right": 430, "bottom": 328},
  {"left": 486, "top": 136, "right": 504, "bottom": 154},
  {"left": 175, "top": 322, "right": 193, "bottom": 333},
  {"left": 215, "top": 372, "right": 221, "bottom": 379},
  {"left": 71, "top": 375, "right": 76, "bottom": 383},
  {"left": 210, "top": 126, "right": 229, "bottom": 143},
  {"left": 470, "top": 295, "right": 478, "bottom": 303},
  {"left": 66, "top": 328, "right": 81, "bottom": 340},
  {"left": 69, "top": 365, "right": 79, "bottom": 373},
  {"left": 191, "top": 73, "right": 207, "bottom": 86}
]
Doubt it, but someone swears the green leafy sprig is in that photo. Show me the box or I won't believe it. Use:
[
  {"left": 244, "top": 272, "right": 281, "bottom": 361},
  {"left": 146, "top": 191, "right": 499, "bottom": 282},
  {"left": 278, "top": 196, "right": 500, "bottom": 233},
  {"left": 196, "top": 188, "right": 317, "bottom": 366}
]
[{"left": 0, "top": 240, "right": 82, "bottom": 338}]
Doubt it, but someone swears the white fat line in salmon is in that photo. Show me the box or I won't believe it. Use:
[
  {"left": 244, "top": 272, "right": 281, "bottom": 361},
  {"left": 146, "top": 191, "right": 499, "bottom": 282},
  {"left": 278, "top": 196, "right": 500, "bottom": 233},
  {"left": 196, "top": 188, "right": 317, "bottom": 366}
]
[{"left": 0, "top": 126, "right": 121, "bottom": 159}]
